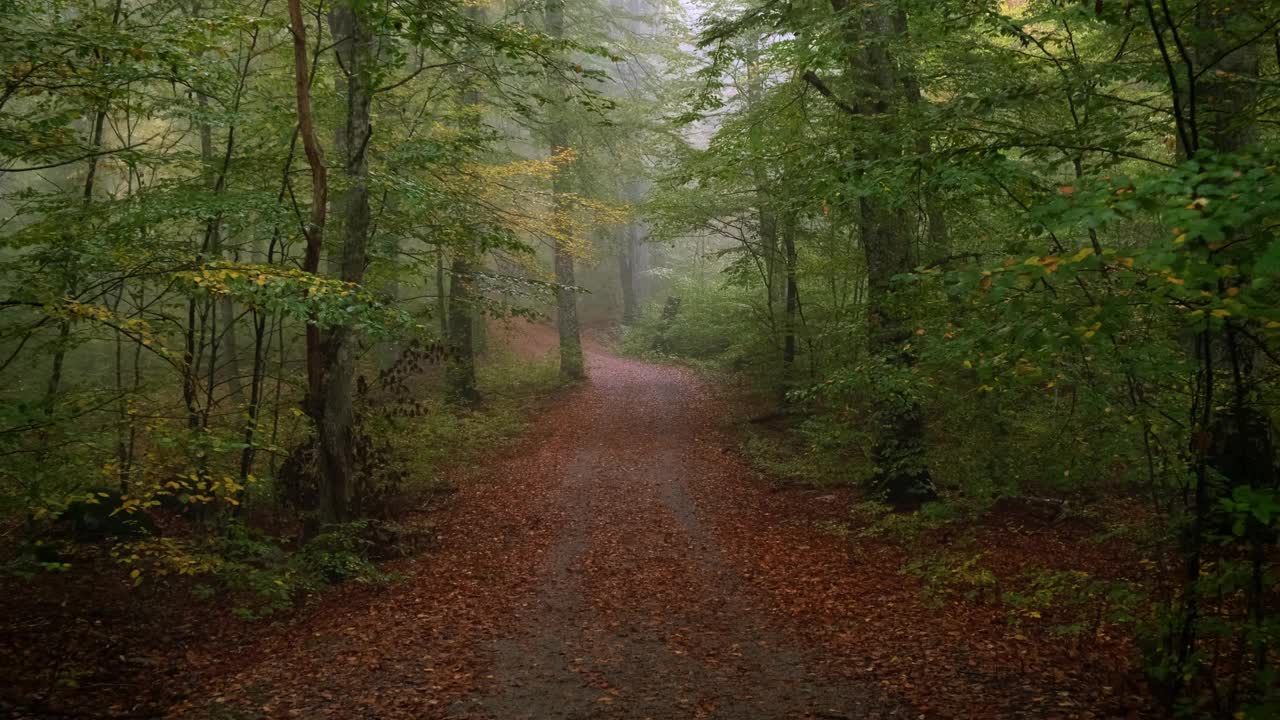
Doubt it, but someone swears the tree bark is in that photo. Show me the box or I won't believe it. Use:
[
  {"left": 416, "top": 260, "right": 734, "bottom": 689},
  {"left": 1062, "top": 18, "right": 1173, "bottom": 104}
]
[
  {"left": 436, "top": 247, "right": 448, "bottom": 336},
  {"left": 1179, "top": 1, "right": 1270, "bottom": 702},
  {"left": 447, "top": 257, "right": 480, "bottom": 404},
  {"left": 546, "top": 0, "right": 585, "bottom": 380},
  {"left": 831, "top": 0, "right": 935, "bottom": 505},
  {"left": 287, "top": 0, "right": 327, "bottom": 409},
  {"left": 447, "top": 3, "right": 484, "bottom": 404},
  {"left": 745, "top": 50, "right": 781, "bottom": 331},
  {"left": 619, "top": 224, "right": 638, "bottom": 324},
  {"left": 781, "top": 218, "right": 799, "bottom": 373},
  {"left": 892, "top": 9, "right": 947, "bottom": 257},
  {"left": 318, "top": 0, "right": 374, "bottom": 524},
  {"left": 286, "top": 0, "right": 336, "bottom": 523}
]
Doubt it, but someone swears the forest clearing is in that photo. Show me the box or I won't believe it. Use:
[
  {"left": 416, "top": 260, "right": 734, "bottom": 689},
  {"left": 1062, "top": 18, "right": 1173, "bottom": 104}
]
[{"left": 1, "top": 0, "right": 1278, "bottom": 717}]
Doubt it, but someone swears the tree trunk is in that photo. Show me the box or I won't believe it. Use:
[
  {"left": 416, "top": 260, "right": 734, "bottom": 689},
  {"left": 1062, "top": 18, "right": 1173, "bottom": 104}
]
[
  {"left": 436, "top": 247, "right": 449, "bottom": 336},
  {"left": 318, "top": 0, "right": 373, "bottom": 524},
  {"left": 781, "top": 218, "right": 799, "bottom": 373},
  {"left": 546, "top": 0, "right": 585, "bottom": 380},
  {"left": 833, "top": 0, "right": 935, "bottom": 506},
  {"left": 447, "top": 3, "right": 484, "bottom": 403},
  {"left": 745, "top": 50, "right": 781, "bottom": 332},
  {"left": 892, "top": 9, "right": 947, "bottom": 257},
  {"left": 286, "top": 0, "right": 332, "bottom": 519},
  {"left": 1193, "top": 2, "right": 1267, "bottom": 499},
  {"left": 47, "top": 89, "right": 111, "bottom": 411},
  {"left": 619, "top": 224, "right": 638, "bottom": 324},
  {"left": 447, "top": 257, "right": 480, "bottom": 404},
  {"left": 1171, "top": 1, "right": 1270, "bottom": 702}
]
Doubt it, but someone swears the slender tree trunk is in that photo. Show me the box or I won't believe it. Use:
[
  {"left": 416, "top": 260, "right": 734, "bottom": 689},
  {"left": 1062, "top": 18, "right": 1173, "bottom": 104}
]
[
  {"left": 447, "top": 3, "right": 484, "bottom": 403},
  {"left": 546, "top": 0, "right": 585, "bottom": 381},
  {"left": 318, "top": 0, "right": 373, "bottom": 523},
  {"left": 436, "top": 247, "right": 448, "bottom": 336},
  {"left": 287, "top": 0, "right": 327, "bottom": 414},
  {"left": 44, "top": 320, "right": 72, "bottom": 411},
  {"left": 781, "top": 218, "right": 799, "bottom": 373},
  {"left": 619, "top": 224, "right": 638, "bottom": 324},
  {"left": 756, "top": 194, "right": 779, "bottom": 332},
  {"left": 745, "top": 53, "right": 781, "bottom": 335},
  {"left": 286, "top": 0, "right": 333, "bottom": 521},
  {"left": 447, "top": 257, "right": 480, "bottom": 404},
  {"left": 241, "top": 128, "right": 301, "bottom": 481},
  {"left": 46, "top": 98, "right": 110, "bottom": 411},
  {"left": 620, "top": 179, "right": 645, "bottom": 325},
  {"left": 194, "top": 76, "right": 246, "bottom": 407}
]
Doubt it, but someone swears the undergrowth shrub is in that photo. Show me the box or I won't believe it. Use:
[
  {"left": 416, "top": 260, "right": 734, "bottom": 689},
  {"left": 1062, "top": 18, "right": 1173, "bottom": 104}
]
[
  {"left": 850, "top": 499, "right": 963, "bottom": 542},
  {"left": 622, "top": 278, "right": 786, "bottom": 384},
  {"left": 372, "top": 351, "right": 560, "bottom": 497},
  {"left": 905, "top": 550, "right": 1000, "bottom": 606},
  {"left": 1004, "top": 569, "right": 1144, "bottom": 637},
  {"left": 3, "top": 346, "right": 561, "bottom": 623},
  {"left": 112, "top": 520, "right": 394, "bottom": 620}
]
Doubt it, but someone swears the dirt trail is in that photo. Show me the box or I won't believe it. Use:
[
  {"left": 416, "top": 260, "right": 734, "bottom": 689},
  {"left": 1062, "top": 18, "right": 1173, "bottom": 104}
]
[
  {"left": 181, "top": 338, "right": 898, "bottom": 720},
  {"left": 457, "top": 351, "right": 886, "bottom": 719}
]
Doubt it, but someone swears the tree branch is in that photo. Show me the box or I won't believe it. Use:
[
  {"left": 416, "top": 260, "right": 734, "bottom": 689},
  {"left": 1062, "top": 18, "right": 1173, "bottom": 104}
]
[{"left": 802, "top": 71, "right": 858, "bottom": 116}]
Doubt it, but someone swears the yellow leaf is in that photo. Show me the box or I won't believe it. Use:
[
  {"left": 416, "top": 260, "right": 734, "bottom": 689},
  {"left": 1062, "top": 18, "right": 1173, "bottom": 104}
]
[
  {"left": 1070, "top": 247, "right": 1094, "bottom": 263},
  {"left": 1211, "top": 309, "right": 1231, "bottom": 318}
]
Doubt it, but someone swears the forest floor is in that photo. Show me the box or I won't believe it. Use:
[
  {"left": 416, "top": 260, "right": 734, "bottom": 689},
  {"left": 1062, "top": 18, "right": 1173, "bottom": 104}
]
[{"left": 4, "top": 324, "right": 1155, "bottom": 719}]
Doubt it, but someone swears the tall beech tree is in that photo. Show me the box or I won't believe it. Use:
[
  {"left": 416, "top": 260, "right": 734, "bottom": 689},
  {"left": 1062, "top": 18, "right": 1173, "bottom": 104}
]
[
  {"left": 546, "top": 0, "right": 587, "bottom": 381},
  {"left": 831, "top": 0, "right": 934, "bottom": 504},
  {"left": 445, "top": 3, "right": 485, "bottom": 406}
]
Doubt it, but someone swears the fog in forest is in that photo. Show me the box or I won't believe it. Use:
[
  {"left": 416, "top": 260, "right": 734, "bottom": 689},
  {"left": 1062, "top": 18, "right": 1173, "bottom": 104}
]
[{"left": 2, "top": 0, "right": 1279, "bottom": 718}]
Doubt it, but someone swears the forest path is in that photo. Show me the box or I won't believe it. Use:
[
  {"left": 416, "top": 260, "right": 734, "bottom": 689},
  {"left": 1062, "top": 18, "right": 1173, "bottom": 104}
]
[
  {"left": 181, "top": 336, "right": 899, "bottom": 720},
  {"left": 454, "top": 347, "right": 886, "bottom": 719}
]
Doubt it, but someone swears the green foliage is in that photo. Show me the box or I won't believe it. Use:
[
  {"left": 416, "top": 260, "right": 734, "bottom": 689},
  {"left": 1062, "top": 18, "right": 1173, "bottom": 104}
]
[
  {"left": 108, "top": 521, "right": 392, "bottom": 620},
  {"left": 1005, "top": 569, "right": 1144, "bottom": 638},
  {"left": 622, "top": 278, "right": 769, "bottom": 371},
  {"left": 905, "top": 550, "right": 999, "bottom": 607},
  {"left": 737, "top": 429, "right": 868, "bottom": 488},
  {"left": 850, "top": 499, "right": 961, "bottom": 542},
  {"left": 371, "top": 350, "right": 561, "bottom": 494},
  {"left": 291, "top": 521, "right": 392, "bottom": 588}
]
